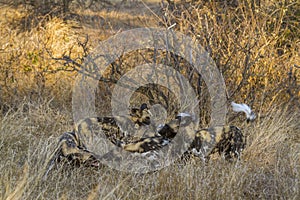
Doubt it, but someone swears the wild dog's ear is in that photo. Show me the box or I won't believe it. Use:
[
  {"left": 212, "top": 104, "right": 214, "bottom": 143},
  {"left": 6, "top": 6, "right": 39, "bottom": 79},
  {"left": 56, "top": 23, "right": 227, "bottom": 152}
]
[
  {"left": 231, "top": 102, "right": 256, "bottom": 121},
  {"left": 141, "top": 103, "right": 152, "bottom": 117},
  {"left": 140, "top": 103, "right": 148, "bottom": 111}
]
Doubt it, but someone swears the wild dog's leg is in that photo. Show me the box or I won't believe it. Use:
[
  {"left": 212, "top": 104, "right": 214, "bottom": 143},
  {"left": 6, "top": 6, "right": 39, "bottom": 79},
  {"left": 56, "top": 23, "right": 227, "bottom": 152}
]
[
  {"left": 190, "top": 131, "right": 207, "bottom": 161},
  {"left": 226, "top": 126, "right": 245, "bottom": 159},
  {"left": 43, "top": 144, "right": 62, "bottom": 180},
  {"left": 214, "top": 126, "right": 245, "bottom": 160}
]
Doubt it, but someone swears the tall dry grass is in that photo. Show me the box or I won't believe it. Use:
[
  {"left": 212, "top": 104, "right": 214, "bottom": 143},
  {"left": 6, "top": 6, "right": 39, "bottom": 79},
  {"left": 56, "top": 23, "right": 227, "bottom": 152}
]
[{"left": 0, "top": 100, "right": 299, "bottom": 199}]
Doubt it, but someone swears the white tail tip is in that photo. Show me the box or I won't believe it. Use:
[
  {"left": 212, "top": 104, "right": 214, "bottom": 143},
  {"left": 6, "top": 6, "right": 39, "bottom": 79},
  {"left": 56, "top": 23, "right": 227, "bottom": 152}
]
[{"left": 231, "top": 102, "right": 256, "bottom": 121}]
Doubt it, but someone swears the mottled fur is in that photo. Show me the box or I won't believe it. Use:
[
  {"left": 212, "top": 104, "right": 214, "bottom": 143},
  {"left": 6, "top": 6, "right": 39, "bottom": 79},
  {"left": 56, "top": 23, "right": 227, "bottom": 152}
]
[
  {"left": 44, "top": 102, "right": 255, "bottom": 178},
  {"left": 130, "top": 103, "right": 151, "bottom": 126},
  {"left": 190, "top": 102, "right": 255, "bottom": 161},
  {"left": 191, "top": 125, "right": 245, "bottom": 161},
  {"left": 118, "top": 114, "right": 195, "bottom": 153},
  {"left": 44, "top": 104, "right": 152, "bottom": 179}
]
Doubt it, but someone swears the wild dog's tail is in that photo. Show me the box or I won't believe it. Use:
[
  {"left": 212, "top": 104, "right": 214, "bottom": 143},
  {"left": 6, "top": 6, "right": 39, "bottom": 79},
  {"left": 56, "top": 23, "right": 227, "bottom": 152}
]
[
  {"left": 42, "top": 140, "right": 62, "bottom": 181},
  {"left": 231, "top": 102, "right": 256, "bottom": 122}
]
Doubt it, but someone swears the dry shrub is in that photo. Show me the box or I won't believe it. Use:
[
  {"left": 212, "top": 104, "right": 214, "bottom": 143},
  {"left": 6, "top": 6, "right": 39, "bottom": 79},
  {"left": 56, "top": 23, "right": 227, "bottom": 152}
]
[
  {"left": 0, "top": 6, "right": 85, "bottom": 109},
  {"left": 0, "top": 2, "right": 159, "bottom": 112},
  {"left": 162, "top": 0, "right": 300, "bottom": 110},
  {"left": 1, "top": 0, "right": 298, "bottom": 113}
]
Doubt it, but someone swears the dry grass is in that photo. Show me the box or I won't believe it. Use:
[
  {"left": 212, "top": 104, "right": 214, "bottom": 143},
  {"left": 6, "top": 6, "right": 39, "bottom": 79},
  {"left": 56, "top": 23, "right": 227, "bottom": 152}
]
[
  {"left": 0, "top": 0, "right": 299, "bottom": 199},
  {"left": 0, "top": 101, "right": 299, "bottom": 199}
]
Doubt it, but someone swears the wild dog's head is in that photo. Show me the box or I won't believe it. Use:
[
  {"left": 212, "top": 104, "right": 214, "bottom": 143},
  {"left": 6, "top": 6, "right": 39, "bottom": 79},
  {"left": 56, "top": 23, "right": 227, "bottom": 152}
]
[
  {"left": 119, "top": 112, "right": 196, "bottom": 153},
  {"left": 157, "top": 112, "right": 196, "bottom": 139},
  {"left": 130, "top": 103, "right": 152, "bottom": 126}
]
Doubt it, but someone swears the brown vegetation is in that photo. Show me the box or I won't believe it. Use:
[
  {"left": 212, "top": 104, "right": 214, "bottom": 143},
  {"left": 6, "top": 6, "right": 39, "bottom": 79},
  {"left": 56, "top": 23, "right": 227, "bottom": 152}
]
[{"left": 0, "top": 0, "right": 299, "bottom": 199}]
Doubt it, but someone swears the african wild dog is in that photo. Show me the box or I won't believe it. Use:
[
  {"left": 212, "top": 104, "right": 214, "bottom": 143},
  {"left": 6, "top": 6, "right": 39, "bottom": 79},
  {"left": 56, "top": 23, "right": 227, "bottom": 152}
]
[
  {"left": 43, "top": 103, "right": 152, "bottom": 179},
  {"left": 74, "top": 103, "right": 152, "bottom": 144},
  {"left": 120, "top": 102, "right": 256, "bottom": 161},
  {"left": 44, "top": 102, "right": 256, "bottom": 179},
  {"left": 190, "top": 102, "right": 256, "bottom": 161},
  {"left": 44, "top": 109, "right": 194, "bottom": 179},
  {"left": 118, "top": 113, "right": 196, "bottom": 153},
  {"left": 190, "top": 125, "right": 245, "bottom": 161}
]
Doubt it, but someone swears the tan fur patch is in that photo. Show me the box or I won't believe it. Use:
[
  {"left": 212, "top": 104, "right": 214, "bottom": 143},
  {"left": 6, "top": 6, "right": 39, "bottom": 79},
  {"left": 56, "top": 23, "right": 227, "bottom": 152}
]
[
  {"left": 212, "top": 127, "right": 223, "bottom": 143},
  {"left": 200, "top": 130, "right": 212, "bottom": 142}
]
